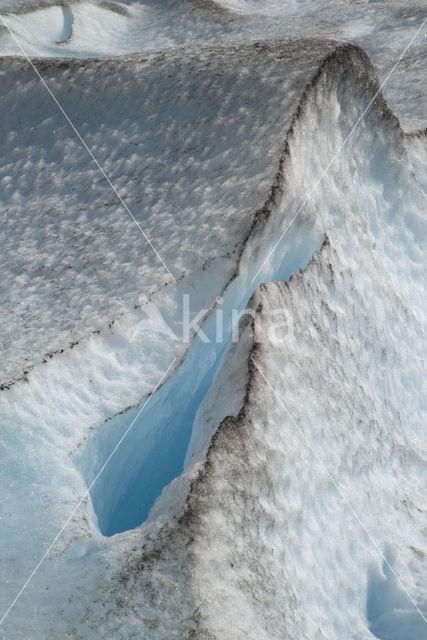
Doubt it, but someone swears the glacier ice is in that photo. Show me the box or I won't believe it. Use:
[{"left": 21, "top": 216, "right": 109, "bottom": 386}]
[
  {"left": 0, "top": 2, "right": 426, "bottom": 639},
  {"left": 78, "top": 202, "right": 320, "bottom": 536},
  {"left": 1, "top": 0, "right": 426, "bottom": 129}
]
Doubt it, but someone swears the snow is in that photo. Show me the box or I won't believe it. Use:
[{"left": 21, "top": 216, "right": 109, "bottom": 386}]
[
  {"left": 0, "top": 0, "right": 426, "bottom": 129},
  {"left": 407, "top": 129, "right": 427, "bottom": 192},
  {"left": 0, "top": 1, "right": 426, "bottom": 639},
  {"left": 0, "top": 38, "right": 336, "bottom": 386}
]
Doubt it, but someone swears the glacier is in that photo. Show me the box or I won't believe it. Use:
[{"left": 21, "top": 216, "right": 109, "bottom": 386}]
[{"left": 0, "top": 1, "right": 426, "bottom": 639}]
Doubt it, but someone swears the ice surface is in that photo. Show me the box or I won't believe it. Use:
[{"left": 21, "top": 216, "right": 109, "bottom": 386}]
[
  {"left": 0, "top": 0, "right": 426, "bottom": 636},
  {"left": 367, "top": 553, "right": 427, "bottom": 640},
  {"left": 183, "top": 238, "right": 426, "bottom": 639},
  {"left": 0, "top": 39, "right": 338, "bottom": 386},
  {"left": 78, "top": 204, "right": 319, "bottom": 536},
  {"left": 0, "top": 32, "right": 425, "bottom": 637},
  {"left": 0, "top": 0, "right": 426, "bottom": 128},
  {"left": 407, "top": 129, "right": 427, "bottom": 192}
]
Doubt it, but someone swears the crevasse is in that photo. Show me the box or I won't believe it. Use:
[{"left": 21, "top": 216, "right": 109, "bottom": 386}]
[{"left": 79, "top": 221, "right": 322, "bottom": 536}]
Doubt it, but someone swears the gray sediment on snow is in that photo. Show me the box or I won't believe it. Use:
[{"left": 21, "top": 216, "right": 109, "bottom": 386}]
[
  {"left": 0, "top": 26, "right": 425, "bottom": 636},
  {"left": 0, "top": 37, "right": 412, "bottom": 392},
  {"left": 0, "top": 38, "right": 371, "bottom": 387}
]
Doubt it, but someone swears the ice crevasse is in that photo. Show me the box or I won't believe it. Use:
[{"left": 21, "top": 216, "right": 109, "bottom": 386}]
[{"left": 0, "top": 40, "right": 426, "bottom": 639}]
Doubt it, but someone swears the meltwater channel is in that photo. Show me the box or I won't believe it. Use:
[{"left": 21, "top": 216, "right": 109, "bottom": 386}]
[{"left": 78, "top": 224, "right": 322, "bottom": 536}]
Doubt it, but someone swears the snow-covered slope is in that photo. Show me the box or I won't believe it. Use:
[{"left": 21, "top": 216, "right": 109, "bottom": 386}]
[
  {"left": 0, "top": 34, "right": 425, "bottom": 638},
  {"left": 0, "top": 0, "right": 425, "bottom": 128},
  {"left": 163, "top": 239, "right": 427, "bottom": 640},
  {"left": 0, "top": 38, "right": 339, "bottom": 387}
]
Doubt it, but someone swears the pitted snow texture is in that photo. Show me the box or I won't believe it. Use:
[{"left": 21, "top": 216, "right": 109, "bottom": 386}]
[
  {"left": 0, "top": 39, "right": 336, "bottom": 384},
  {"left": 73, "top": 54, "right": 426, "bottom": 637},
  {"left": 180, "top": 241, "right": 427, "bottom": 639},
  {"left": 0, "top": 29, "right": 425, "bottom": 640},
  {"left": 107, "top": 238, "right": 427, "bottom": 640},
  {"left": 407, "top": 129, "right": 427, "bottom": 193},
  {"left": 1, "top": 0, "right": 425, "bottom": 129}
]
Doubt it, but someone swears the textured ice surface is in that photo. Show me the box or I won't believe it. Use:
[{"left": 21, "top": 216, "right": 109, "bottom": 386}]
[
  {"left": 0, "top": 0, "right": 426, "bottom": 128},
  {"left": 0, "top": 30, "right": 425, "bottom": 637},
  {"left": 407, "top": 129, "right": 427, "bottom": 192},
  {"left": 0, "top": 39, "right": 341, "bottom": 386}
]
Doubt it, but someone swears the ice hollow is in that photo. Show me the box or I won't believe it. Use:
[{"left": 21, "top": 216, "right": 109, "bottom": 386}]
[{"left": 78, "top": 222, "right": 321, "bottom": 536}]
